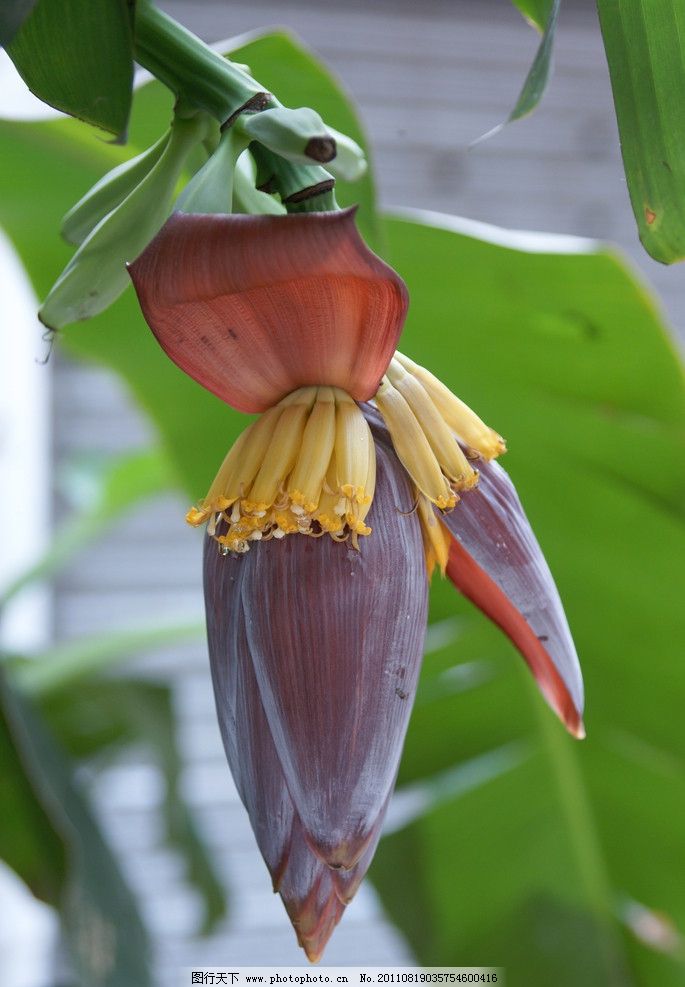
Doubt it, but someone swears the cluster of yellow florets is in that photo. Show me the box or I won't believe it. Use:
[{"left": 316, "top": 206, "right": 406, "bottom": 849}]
[
  {"left": 187, "top": 354, "right": 506, "bottom": 565},
  {"left": 186, "top": 387, "right": 375, "bottom": 553}
]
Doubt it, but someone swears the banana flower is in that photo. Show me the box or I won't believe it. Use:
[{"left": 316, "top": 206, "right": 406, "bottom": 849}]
[{"left": 129, "top": 208, "right": 584, "bottom": 961}]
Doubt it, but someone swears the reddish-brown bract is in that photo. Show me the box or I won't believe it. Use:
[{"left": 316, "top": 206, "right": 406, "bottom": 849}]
[
  {"left": 128, "top": 208, "right": 408, "bottom": 413},
  {"left": 441, "top": 455, "right": 584, "bottom": 736}
]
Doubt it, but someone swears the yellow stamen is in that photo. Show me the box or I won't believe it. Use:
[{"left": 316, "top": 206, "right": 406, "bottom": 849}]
[
  {"left": 248, "top": 390, "right": 316, "bottom": 507},
  {"left": 416, "top": 493, "right": 452, "bottom": 578},
  {"left": 332, "top": 389, "right": 376, "bottom": 534},
  {"left": 205, "top": 405, "right": 281, "bottom": 507},
  {"left": 189, "top": 386, "right": 374, "bottom": 553},
  {"left": 387, "top": 359, "right": 478, "bottom": 490},
  {"left": 374, "top": 377, "right": 456, "bottom": 509},
  {"left": 334, "top": 390, "right": 374, "bottom": 504},
  {"left": 188, "top": 352, "right": 505, "bottom": 564},
  {"left": 354, "top": 431, "right": 376, "bottom": 531},
  {"left": 288, "top": 387, "right": 336, "bottom": 512},
  {"left": 395, "top": 351, "right": 506, "bottom": 460},
  {"left": 186, "top": 506, "right": 210, "bottom": 526},
  {"left": 373, "top": 352, "right": 506, "bottom": 572},
  {"left": 314, "top": 456, "right": 345, "bottom": 534}
]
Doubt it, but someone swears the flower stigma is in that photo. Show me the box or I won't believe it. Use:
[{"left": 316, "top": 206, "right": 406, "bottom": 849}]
[{"left": 186, "top": 386, "right": 376, "bottom": 553}]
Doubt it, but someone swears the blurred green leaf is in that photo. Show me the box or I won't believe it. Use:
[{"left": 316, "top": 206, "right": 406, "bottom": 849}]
[
  {"left": 509, "top": 0, "right": 559, "bottom": 122},
  {"left": 367, "top": 212, "right": 685, "bottom": 985},
  {"left": 0, "top": 0, "right": 38, "bottom": 45},
  {"left": 0, "top": 665, "right": 151, "bottom": 986},
  {"left": 511, "top": 0, "right": 553, "bottom": 32},
  {"left": 0, "top": 662, "right": 66, "bottom": 901},
  {"left": 7, "top": 0, "right": 133, "bottom": 138},
  {"left": 597, "top": 2, "right": 685, "bottom": 264},
  {"left": 41, "top": 676, "right": 227, "bottom": 936},
  {"left": 475, "top": 0, "right": 558, "bottom": 143},
  {"left": 1, "top": 449, "right": 172, "bottom": 606},
  {"left": 7, "top": 614, "right": 222, "bottom": 935},
  {"left": 14, "top": 619, "right": 203, "bottom": 696},
  {"left": 58, "top": 448, "right": 170, "bottom": 516}
]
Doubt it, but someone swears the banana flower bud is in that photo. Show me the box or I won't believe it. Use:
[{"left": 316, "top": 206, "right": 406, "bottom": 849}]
[{"left": 129, "top": 207, "right": 584, "bottom": 960}]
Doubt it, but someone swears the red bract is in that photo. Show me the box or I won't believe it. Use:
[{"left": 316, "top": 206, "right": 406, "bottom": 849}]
[
  {"left": 443, "top": 459, "right": 584, "bottom": 737},
  {"left": 130, "top": 208, "right": 584, "bottom": 960},
  {"left": 129, "top": 208, "right": 408, "bottom": 412}
]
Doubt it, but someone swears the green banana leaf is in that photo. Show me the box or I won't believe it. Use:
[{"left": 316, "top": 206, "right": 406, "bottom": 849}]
[
  {"left": 476, "top": 0, "right": 558, "bottom": 144},
  {"left": 371, "top": 210, "right": 685, "bottom": 986},
  {"left": 511, "top": 0, "right": 554, "bottom": 32},
  {"left": 0, "top": 0, "right": 37, "bottom": 46},
  {"left": 508, "top": 0, "right": 559, "bottom": 123},
  {"left": 597, "top": 1, "right": 685, "bottom": 264},
  {"left": 38, "top": 674, "right": 226, "bottom": 937},
  {"left": 6, "top": 0, "right": 133, "bottom": 138},
  {"left": 0, "top": 665, "right": 152, "bottom": 986},
  {"left": 14, "top": 619, "right": 203, "bottom": 696}
]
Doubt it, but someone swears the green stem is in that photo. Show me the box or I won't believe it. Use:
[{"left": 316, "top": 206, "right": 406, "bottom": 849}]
[
  {"left": 134, "top": 1, "right": 272, "bottom": 124},
  {"left": 286, "top": 187, "right": 338, "bottom": 213},
  {"left": 133, "top": 3, "right": 339, "bottom": 216},
  {"left": 250, "top": 143, "right": 337, "bottom": 210}
]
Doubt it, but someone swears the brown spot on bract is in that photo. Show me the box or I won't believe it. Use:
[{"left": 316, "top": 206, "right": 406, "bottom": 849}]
[
  {"left": 228, "top": 328, "right": 238, "bottom": 340},
  {"left": 645, "top": 207, "right": 657, "bottom": 225},
  {"left": 395, "top": 687, "right": 408, "bottom": 700}
]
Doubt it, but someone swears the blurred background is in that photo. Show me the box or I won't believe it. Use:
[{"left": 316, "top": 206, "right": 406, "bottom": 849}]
[{"left": 1, "top": 0, "right": 684, "bottom": 983}]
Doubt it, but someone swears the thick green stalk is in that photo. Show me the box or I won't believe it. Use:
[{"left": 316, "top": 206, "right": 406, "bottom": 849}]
[
  {"left": 250, "top": 143, "right": 336, "bottom": 210},
  {"left": 287, "top": 188, "right": 339, "bottom": 213},
  {"left": 132, "top": 4, "right": 343, "bottom": 215},
  {"left": 134, "top": 1, "right": 272, "bottom": 124}
]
